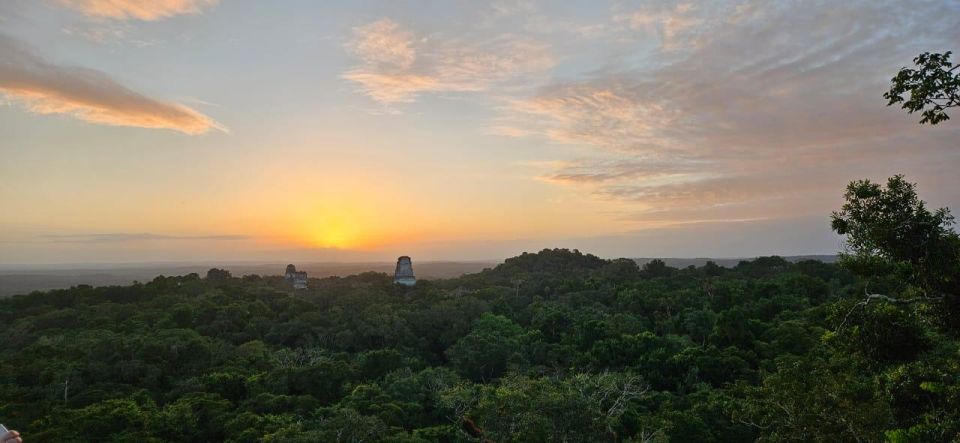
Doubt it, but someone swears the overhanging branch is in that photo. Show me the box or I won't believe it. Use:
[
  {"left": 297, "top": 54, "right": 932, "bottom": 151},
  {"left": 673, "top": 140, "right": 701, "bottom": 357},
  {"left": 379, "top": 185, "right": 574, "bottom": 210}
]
[
  {"left": 836, "top": 286, "right": 945, "bottom": 330},
  {"left": 863, "top": 292, "right": 943, "bottom": 304}
]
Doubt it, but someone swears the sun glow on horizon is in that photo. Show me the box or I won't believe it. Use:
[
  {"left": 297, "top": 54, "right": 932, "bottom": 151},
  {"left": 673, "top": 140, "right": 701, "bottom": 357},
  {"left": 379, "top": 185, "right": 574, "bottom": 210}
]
[
  {"left": 278, "top": 183, "right": 429, "bottom": 250},
  {"left": 303, "top": 212, "right": 375, "bottom": 249}
]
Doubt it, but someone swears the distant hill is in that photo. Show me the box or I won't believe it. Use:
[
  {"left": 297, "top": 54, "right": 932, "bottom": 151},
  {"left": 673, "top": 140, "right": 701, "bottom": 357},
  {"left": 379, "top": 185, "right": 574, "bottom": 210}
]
[{"left": 633, "top": 255, "right": 837, "bottom": 269}]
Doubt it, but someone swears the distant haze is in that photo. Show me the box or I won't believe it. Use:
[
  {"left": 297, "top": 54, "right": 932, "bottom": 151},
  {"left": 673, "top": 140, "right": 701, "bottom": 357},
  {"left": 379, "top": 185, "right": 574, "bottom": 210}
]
[
  {"left": 0, "top": 255, "right": 837, "bottom": 297},
  {"left": 0, "top": 261, "right": 498, "bottom": 296}
]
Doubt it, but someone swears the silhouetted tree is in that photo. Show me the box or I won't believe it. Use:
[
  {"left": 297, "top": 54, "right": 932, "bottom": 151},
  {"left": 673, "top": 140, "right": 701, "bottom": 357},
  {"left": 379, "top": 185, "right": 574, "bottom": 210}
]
[
  {"left": 885, "top": 51, "right": 959, "bottom": 124},
  {"left": 641, "top": 259, "right": 675, "bottom": 279},
  {"left": 205, "top": 268, "right": 233, "bottom": 281}
]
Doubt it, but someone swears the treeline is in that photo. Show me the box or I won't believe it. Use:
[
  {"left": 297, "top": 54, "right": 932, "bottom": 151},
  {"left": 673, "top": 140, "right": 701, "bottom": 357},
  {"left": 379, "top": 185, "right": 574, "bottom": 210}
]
[
  {"left": 1, "top": 177, "right": 959, "bottom": 442},
  {"left": 0, "top": 247, "right": 955, "bottom": 442}
]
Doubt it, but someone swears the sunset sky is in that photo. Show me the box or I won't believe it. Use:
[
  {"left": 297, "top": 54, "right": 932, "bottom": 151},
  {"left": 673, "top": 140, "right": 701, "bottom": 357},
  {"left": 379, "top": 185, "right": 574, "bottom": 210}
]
[{"left": 1, "top": 0, "right": 959, "bottom": 264}]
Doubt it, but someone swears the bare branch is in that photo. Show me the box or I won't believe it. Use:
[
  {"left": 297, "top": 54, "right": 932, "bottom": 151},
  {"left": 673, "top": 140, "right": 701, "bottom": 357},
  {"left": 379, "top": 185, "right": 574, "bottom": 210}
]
[
  {"left": 863, "top": 292, "right": 942, "bottom": 304},
  {"left": 837, "top": 285, "right": 944, "bottom": 330}
]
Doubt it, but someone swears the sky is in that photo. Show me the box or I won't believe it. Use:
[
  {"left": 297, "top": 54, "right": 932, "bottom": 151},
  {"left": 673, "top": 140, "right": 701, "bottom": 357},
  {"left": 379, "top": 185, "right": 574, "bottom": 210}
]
[{"left": 1, "top": 0, "right": 958, "bottom": 265}]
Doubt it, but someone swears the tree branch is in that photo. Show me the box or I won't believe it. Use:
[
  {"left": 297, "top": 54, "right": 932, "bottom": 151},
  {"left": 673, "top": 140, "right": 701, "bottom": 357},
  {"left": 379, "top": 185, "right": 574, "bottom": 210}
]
[
  {"left": 836, "top": 286, "right": 944, "bottom": 330},
  {"left": 863, "top": 292, "right": 942, "bottom": 304}
]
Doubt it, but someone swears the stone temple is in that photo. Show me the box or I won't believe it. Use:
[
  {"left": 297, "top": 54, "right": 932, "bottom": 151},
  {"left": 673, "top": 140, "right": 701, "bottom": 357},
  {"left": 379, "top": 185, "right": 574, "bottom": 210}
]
[
  {"left": 284, "top": 264, "right": 308, "bottom": 290},
  {"left": 394, "top": 256, "right": 416, "bottom": 286}
]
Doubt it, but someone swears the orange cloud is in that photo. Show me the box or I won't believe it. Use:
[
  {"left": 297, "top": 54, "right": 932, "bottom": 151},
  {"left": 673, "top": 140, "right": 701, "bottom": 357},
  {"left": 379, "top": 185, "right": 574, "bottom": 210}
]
[
  {"left": 347, "top": 19, "right": 417, "bottom": 70},
  {"left": 0, "top": 34, "right": 223, "bottom": 135},
  {"left": 341, "top": 72, "right": 439, "bottom": 104},
  {"left": 59, "top": 0, "right": 218, "bottom": 21}
]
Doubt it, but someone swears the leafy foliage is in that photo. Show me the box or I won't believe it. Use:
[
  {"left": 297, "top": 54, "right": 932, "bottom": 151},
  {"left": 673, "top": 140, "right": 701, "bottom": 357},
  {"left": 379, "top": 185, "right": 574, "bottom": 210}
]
[
  {"left": 884, "top": 51, "right": 960, "bottom": 124},
  {"left": 1, "top": 232, "right": 958, "bottom": 441},
  {"left": 831, "top": 175, "right": 960, "bottom": 327}
]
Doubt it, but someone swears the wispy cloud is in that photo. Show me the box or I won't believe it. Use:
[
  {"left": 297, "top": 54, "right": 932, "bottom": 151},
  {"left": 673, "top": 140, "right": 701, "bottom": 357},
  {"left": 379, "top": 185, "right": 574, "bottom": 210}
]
[
  {"left": 499, "top": 83, "right": 684, "bottom": 153},
  {"left": 40, "top": 233, "right": 249, "bottom": 243},
  {"left": 58, "top": 0, "right": 219, "bottom": 21},
  {"left": 498, "top": 0, "right": 960, "bottom": 226},
  {"left": 0, "top": 33, "right": 224, "bottom": 134},
  {"left": 538, "top": 157, "right": 711, "bottom": 185},
  {"left": 60, "top": 22, "right": 162, "bottom": 47},
  {"left": 61, "top": 22, "right": 130, "bottom": 44},
  {"left": 343, "top": 18, "right": 554, "bottom": 104},
  {"left": 613, "top": 2, "right": 707, "bottom": 50},
  {"left": 490, "top": 0, "right": 536, "bottom": 17}
]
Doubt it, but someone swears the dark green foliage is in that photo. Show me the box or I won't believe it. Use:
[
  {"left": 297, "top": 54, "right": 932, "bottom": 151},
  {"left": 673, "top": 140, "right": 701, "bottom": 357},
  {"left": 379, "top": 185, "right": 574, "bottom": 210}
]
[
  {"left": 733, "top": 356, "right": 892, "bottom": 442},
  {"left": 831, "top": 175, "right": 960, "bottom": 328},
  {"left": 447, "top": 313, "right": 524, "bottom": 381},
  {"left": 641, "top": 259, "right": 675, "bottom": 279},
  {"left": 1, "top": 242, "right": 958, "bottom": 441},
  {"left": 832, "top": 175, "right": 955, "bottom": 266},
  {"left": 205, "top": 268, "right": 233, "bottom": 282},
  {"left": 832, "top": 303, "right": 927, "bottom": 364},
  {"left": 495, "top": 248, "right": 607, "bottom": 276}
]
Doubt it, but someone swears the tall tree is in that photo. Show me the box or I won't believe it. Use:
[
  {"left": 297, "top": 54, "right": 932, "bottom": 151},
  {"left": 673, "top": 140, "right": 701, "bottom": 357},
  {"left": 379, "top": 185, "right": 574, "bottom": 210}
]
[{"left": 831, "top": 175, "right": 960, "bottom": 328}]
